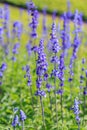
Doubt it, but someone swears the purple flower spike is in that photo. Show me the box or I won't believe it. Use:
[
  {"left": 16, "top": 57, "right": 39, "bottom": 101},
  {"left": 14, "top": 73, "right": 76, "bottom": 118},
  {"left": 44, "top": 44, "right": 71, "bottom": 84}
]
[
  {"left": 72, "top": 98, "right": 80, "bottom": 124},
  {"left": 20, "top": 110, "right": 26, "bottom": 121},
  {"left": 12, "top": 115, "right": 19, "bottom": 127}
]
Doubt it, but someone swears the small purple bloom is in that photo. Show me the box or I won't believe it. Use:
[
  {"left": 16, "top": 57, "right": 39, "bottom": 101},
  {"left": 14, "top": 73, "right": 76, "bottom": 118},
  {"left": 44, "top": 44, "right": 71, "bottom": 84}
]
[
  {"left": 0, "top": 71, "right": 3, "bottom": 78},
  {"left": 1, "top": 63, "right": 7, "bottom": 72},
  {"left": 20, "top": 110, "right": 26, "bottom": 121},
  {"left": 56, "top": 89, "right": 63, "bottom": 95},
  {"left": 35, "top": 90, "right": 46, "bottom": 97},
  {"left": 11, "top": 56, "right": 16, "bottom": 62},
  {"left": 46, "top": 83, "right": 52, "bottom": 92},
  {"left": 44, "top": 73, "right": 49, "bottom": 81},
  {"left": 85, "top": 70, "right": 87, "bottom": 77},
  {"left": 82, "top": 58, "right": 86, "bottom": 64}
]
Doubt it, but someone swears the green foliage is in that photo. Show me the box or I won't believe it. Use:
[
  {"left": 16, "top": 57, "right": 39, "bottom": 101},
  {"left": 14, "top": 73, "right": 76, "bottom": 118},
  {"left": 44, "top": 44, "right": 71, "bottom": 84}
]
[{"left": 2, "top": 0, "right": 87, "bottom": 20}]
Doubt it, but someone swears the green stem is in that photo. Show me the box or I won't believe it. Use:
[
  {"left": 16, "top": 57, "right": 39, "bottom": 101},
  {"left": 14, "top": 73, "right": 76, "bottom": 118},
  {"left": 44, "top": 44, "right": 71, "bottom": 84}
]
[
  {"left": 49, "top": 92, "right": 52, "bottom": 113},
  {"left": 22, "top": 121, "right": 24, "bottom": 130},
  {"left": 29, "top": 85, "right": 34, "bottom": 109},
  {"left": 78, "top": 122, "right": 80, "bottom": 130},
  {"left": 14, "top": 127, "right": 16, "bottom": 130},
  {"left": 60, "top": 93, "right": 63, "bottom": 123},
  {"left": 83, "top": 87, "right": 86, "bottom": 123},
  {"left": 40, "top": 95, "right": 45, "bottom": 130},
  {"left": 54, "top": 53, "right": 58, "bottom": 127}
]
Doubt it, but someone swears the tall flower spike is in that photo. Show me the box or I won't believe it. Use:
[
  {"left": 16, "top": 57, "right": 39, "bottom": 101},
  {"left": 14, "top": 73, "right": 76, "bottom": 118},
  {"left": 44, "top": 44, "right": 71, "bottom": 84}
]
[
  {"left": 58, "top": 53, "right": 65, "bottom": 90},
  {"left": 69, "top": 10, "right": 82, "bottom": 83},
  {"left": 13, "top": 21, "right": 22, "bottom": 40},
  {"left": 72, "top": 98, "right": 80, "bottom": 127},
  {"left": 12, "top": 115, "right": 19, "bottom": 127},
  {"left": 24, "top": 65, "right": 32, "bottom": 86},
  {"left": 29, "top": 8, "right": 39, "bottom": 39},
  {"left": 50, "top": 22, "right": 60, "bottom": 53},
  {"left": 42, "top": 7, "right": 47, "bottom": 37},
  {"left": 0, "top": 63, "right": 7, "bottom": 86}
]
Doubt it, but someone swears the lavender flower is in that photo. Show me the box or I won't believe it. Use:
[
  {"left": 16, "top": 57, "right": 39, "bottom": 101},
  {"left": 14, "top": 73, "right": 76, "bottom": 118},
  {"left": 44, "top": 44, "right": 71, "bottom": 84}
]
[
  {"left": 46, "top": 83, "right": 52, "bottom": 92},
  {"left": 20, "top": 110, "right": 26, "bottom": 121},
  {"left": 36, "top": 39, "right": 48, "bottom": 77},
  {"left": 50, "top": 22, "right": 60, "bottom": 125},
  {"left": 56, "top": 89, "right": 63, "bottom": 95},
  {"left": 11, "top": 43, "right": 20, "bottom": 62},
  {"left": 26, "top": 41, "right": 32, "bottom": 56},
  {"left": 0, "top": 71, "right": 3, "bottom": 78},
  {"left": 61, "top": 12, "right": 71, "bottom": 51},
  {"left": 52, "top": 10, "right": 57, "bottom": 21},
  {"left": 69, "top": 10, "right": 82, "bottom": 91},
  {"left": 67, "top": 0, "right": 72, "bottom": 19},
  {"left": 50, "top": 22, "right": 60, "bottom": 53},
  {"left": 0, "top": 63, "right": 7, "bottom": 86},
  {"left": 1, "top": 63, "right": 7, "bottom": 72},
  {"left": 35, "top": 90, "right": 46, "bottom": 97},
  {"left": 0, "top": 8, "right": 4, "bottom": 19},
  {"left": 26, "top": 1, "right": 36, "bottom": 15},
  {"left": 23, "top": 65, "right": 32, "bottom": 87},
  {"left": 12, "top": 115, "right": 19, "bottom": 127},
  {"left": 44, "top": 73, "right": 49, "bottom": 81},
  {"left": 72, "top": 98, "right": 80, "bottom": 129},
  {"left": 0, "top": 27, "right": 4, "bottom": 47},
  {"left": 85, "top": 70, "right": 87, "bottom": 77},
  {"left": 13, "top": 21, "right": 22, "bottom": 40},
  {"left": 42, "top": 7, "right": 47, "bottom": 37},
  {"left": 50, "top": 22, "right": 60, "bottom": 79},
  {"left": 29, "top": 8, "right": 39, "bottom": 39},
  {"left": 82, "top": 58, "right": 86, "bottom": 64},
  {"left": 12, "top": 43, "right": 20, "bottom": 54},
  {"left": 35, "top": 39, "right": 47, "bottom": 128}
]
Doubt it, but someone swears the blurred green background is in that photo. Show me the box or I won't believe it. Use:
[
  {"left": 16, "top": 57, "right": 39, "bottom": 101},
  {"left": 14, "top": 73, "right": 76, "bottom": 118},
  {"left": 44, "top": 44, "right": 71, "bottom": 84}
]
[{"left": 1, "top": 0, "right": 87, "bottom": 20}]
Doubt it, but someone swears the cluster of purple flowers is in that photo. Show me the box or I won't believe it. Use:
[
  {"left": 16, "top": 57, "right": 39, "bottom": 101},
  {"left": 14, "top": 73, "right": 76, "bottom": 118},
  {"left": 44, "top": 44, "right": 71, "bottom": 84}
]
[
  {"left": 23, "top": 65, "right": 32, "bottom": 87},
  {"left": 35, "top": 39, "right": 48, "bottom": 97},
  {"left": 50, "top": 22, "right": 60, "bottom": 53},
  {"left": 84, "top": 69, "right": 87, "bottom": 95},
  {"left": 0, "top": 7, "right": 4, "bottom": 19},
  {"left": 12, "top": 43, "right": 20, "bottom": 62},
  {"left": 26, "top": 0, "right": 35, "bottom": 15},
  {"left": 61, "top": 12, "right": 69, "bottom": 50},
  {"left": 0, "top": 27, "right": 4, "bottom": 47},
  {"left": 42, "top": 7, "right": 47, "bottom": 37},
  {"left": 69, "top": 10, "right": 83, "bottom": 82},
  {"left": 46, "top": 83, "right": 52, "bottom": 93},
  {"left": 57, "top": 53, "right": 65, "bottom": 95},
  {"left": 50, "top": 22, "right": 60, "bottom": 78},
  {"left": 72, "top": 98, "right": 80, "bottom": 124},
  {"left": 61, "top": 1, "right": 72, "bottom": 52},
  {"left": 12, "top": 109, "right": 26, "bottom": 128},
  {"left": 13, "top": 21, "right": 22, "bottom": 40},
  {"left": 0, "top": 63, "right": 7, "bottom": 85},
  {"left": 0, "top": 1, "right": 86, "bottom": 129},
  {"left": 12, "top": 115, "right": 19, "bottom": 127},
  {"left": 26, "top": 41, "right": 32, "bottom": 56},
  {"left": 29, "top": 1, "right": 39, "bottom": 39}
]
